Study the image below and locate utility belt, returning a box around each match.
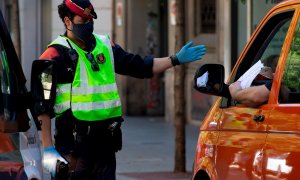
[55,113,123,179]
[73,119,123,158]
[55,110,123,154]
[74,118,122,136]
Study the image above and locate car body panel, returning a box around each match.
[0,133,17,153]
[215,107,270,179]
[199,98,222,131]
[0,133,27,179]
[264,102,300,178]
[0,161,26,179]
[194,131,219,180]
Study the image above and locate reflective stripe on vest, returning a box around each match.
[50,34,122,121]
[54,83,71,115]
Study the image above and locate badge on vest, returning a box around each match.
[96,53,106,64]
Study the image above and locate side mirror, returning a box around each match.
[31,60,56,114]
[194,64,229,97]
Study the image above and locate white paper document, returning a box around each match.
[197,71,209,87]
[237,60,264,89]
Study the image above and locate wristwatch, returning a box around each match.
[170,55,180,66]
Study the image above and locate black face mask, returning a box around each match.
[72,21,94,43]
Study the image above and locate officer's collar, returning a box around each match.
[63,31,96,51]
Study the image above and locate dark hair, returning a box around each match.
[264,54,279,73]
[58,1,76,24]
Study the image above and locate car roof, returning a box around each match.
[274,0,300,9]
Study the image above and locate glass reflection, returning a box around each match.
[0,50,10,95]
[267,157,292,174]
[0,38,14,122]
[39,65,53,100]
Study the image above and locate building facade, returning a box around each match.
[0,0,112,88]
[114,0,284,124]
[0,0,284,124]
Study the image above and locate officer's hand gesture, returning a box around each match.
[176,41,206,64]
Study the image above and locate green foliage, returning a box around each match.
[290,24,300,56]
[282,52,300,92]
[282,21,300,92]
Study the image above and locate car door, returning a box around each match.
[263,4,300,179]
[215,8,295,180]
[0,9,36,179]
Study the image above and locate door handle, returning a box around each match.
[253,115,265,122]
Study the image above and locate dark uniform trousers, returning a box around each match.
[54,110,122,180]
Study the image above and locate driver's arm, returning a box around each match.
[229,81,270,107]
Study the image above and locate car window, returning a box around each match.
[0,37,11,126]
[280,17,300,103]
[221,10,294,107]
[0,37,21,122]
[0,37,11,95]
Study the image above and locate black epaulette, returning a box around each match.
[48,44,78,83]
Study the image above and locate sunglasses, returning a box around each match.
[86,52,99,71]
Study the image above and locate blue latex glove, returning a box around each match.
[176,41,206,64]
[43,146,68,177]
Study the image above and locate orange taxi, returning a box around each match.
[193,0,300,179]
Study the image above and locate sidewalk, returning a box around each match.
[116,116,200,180]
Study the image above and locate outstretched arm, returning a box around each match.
[113,41,206,78]
[152,41,206,74]
[152,57,173,74]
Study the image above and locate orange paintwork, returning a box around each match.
[0,132,16,153]
[193,1,300,179]
[0,161,23,172]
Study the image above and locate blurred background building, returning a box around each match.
[0,0,284,124]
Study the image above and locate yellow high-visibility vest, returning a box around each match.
[50,34,122,121]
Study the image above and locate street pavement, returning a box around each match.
[43,116,200,179]
[116,116,200,180]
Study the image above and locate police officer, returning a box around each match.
[37,0,206,179]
